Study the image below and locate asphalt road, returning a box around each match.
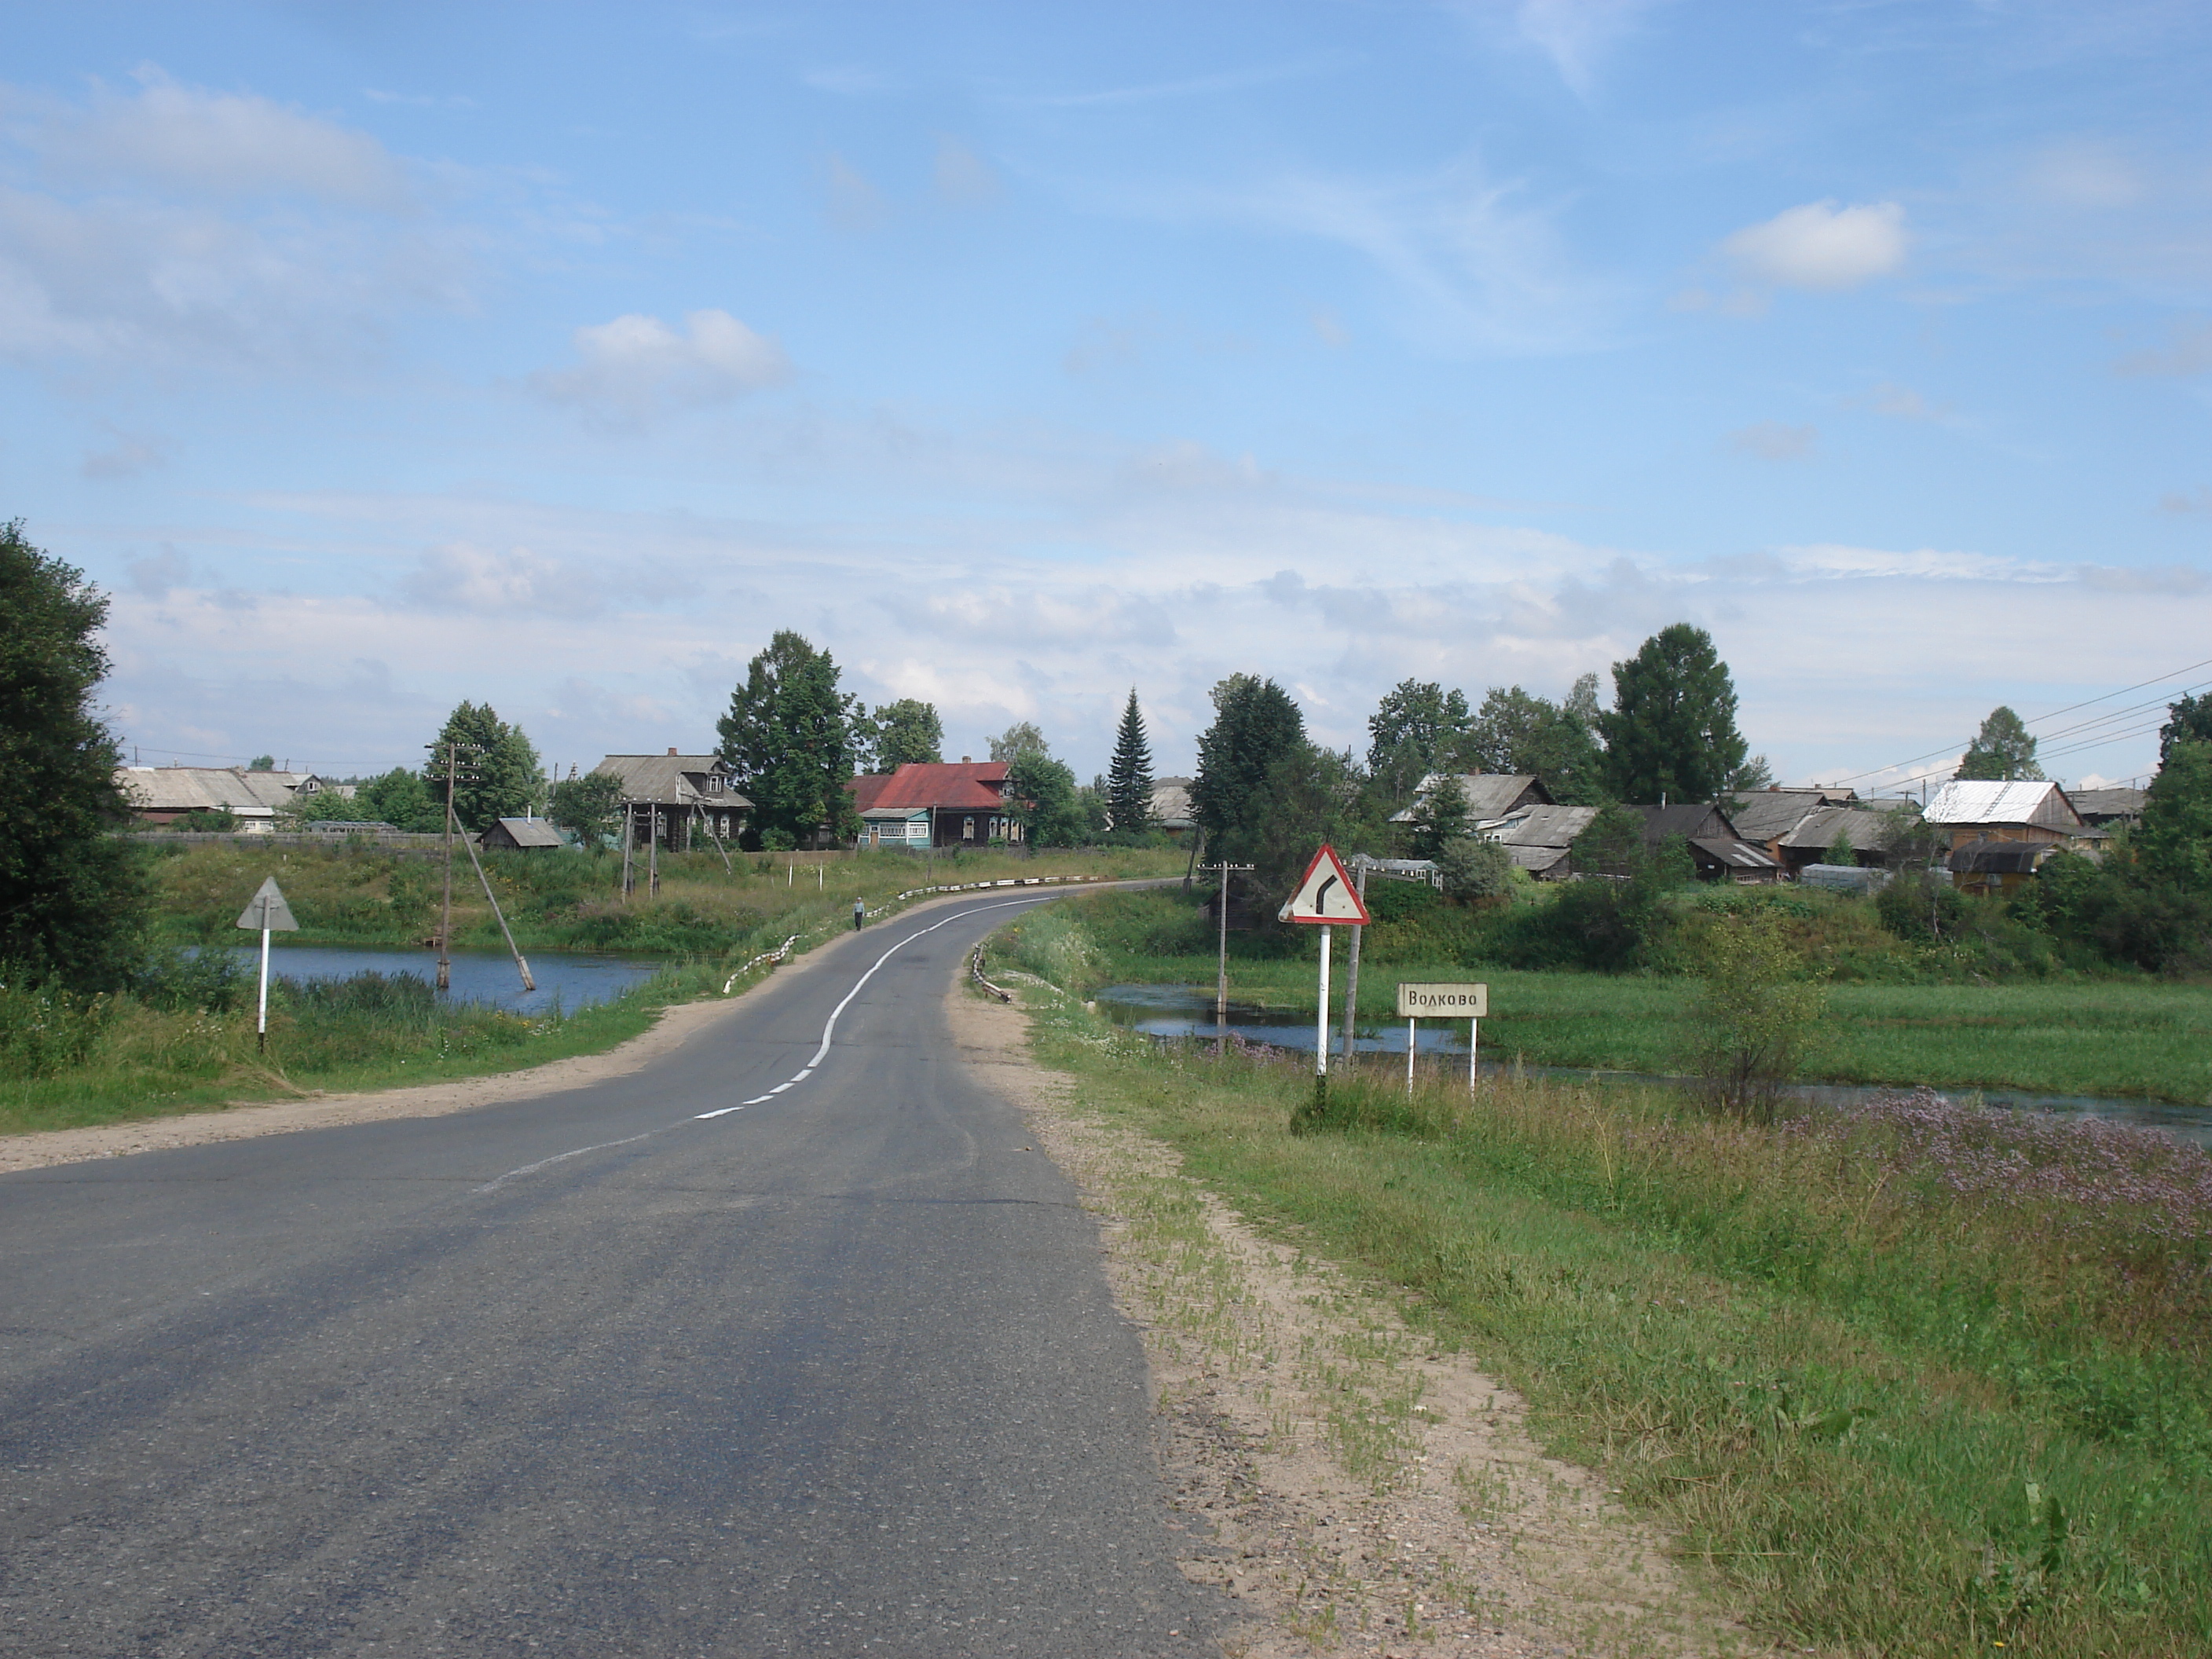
[0,890,1228,1657]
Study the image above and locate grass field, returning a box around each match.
[988,903,2212,1657]
[1058,888,2212,1104]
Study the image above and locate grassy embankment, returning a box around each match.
[988,897,2212,1657]
[0,840,1183,1137]
[1064,886,2212,1104]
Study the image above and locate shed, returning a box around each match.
[1631,804,1782,884]
[481,818,564,851]
[1947,837,2063,899]
[1775,804,1908,874]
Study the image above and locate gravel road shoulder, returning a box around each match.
[948,980,1765,1659]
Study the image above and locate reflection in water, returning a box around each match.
[208,943,659,1017]
[1090,982,2212,1148]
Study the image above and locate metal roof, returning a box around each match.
[1924,780,2069,826]
[1390,772,1551,823]
[851,761,1010,811]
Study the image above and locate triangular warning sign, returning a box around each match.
[234,877,300,932]
[1277,844,1370,925]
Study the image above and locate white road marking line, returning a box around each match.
[695,894,1054,1123]
[476,1130,658,1193]
[694,1105,744,1119]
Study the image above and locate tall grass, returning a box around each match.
[991,910,2212,1655]
[1031,887,2212,1104]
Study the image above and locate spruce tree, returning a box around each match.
[1105,689,1155,833]
[1596,624,1749,804]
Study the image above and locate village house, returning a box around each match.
[1923,780,2089,899]
[1148,777,1196,840]
[1771,803,1910,876]
[1390,772,1555,830]
[590,751,749,851]
[115,765,334,831]
[1722,784,1860,862]
[1628,803,1783,883]
[847,760,1024,848]
[1471,804,1601,881]
[2070,786,2147,828]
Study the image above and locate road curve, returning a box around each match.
[0,888,1226,1657]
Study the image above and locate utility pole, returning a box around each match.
[647,806,659,897]
[431,741,480,992]
[1339,856,1370,1065]
[621,802,634,900]
[1197,861,1254,1029]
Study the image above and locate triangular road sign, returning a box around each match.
[1278,844,1371,925]
[234,877,300,932]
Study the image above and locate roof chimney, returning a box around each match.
[668,747,679,756]
[961,756,971,764]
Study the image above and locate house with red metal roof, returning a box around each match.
[845,760,1025,848]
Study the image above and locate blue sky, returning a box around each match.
[5,2,2208,791]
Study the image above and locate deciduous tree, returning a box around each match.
[1366,679,1469,797]
[857,698,943,771]
[987,720,1049,764]
[548,771,624,851]
[427,703,542,833]
[716,632,862,846]
[1956,706,2043,782]
[1463,679,1607,803]
[0,521,148,987]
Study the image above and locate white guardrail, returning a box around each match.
[720,874,1109,996]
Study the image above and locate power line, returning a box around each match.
[1828,654,2212,787]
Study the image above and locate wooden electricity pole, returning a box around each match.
[1197,861,1254,1027]
[1339,857,1371,1065]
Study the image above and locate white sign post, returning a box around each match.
[1278,845,1371,1107]
[1394,982,1488,1096]
[234,877,299,1054]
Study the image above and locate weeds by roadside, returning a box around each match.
[987,908,2212,1656]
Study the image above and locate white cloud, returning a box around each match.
[1508,0,1665,97]
[824,153,888,231]
[1854,381,1950,422]
[1213,157,1621,354]
[401,542,616,617]
[1728,420,1816,461]
[932,136,1001,208]
[27,67,411,207]
[2115,320,2212,377]
[0,70,468,372]
[82,425,170,478]
[1723,200,1908,291]
[530,309,790,425]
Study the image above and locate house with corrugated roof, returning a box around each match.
[845,760,1024,848]
[481,818,565,851]
[115,765,330,831]
[1922,780,2085,847]
[1390,773,1553,828]
[1470,804,1600,881]
[590,750,749,851]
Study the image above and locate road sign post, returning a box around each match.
[1393,982,1488,1097]
[1277,845,1372,1111]
[234,877,299,1054]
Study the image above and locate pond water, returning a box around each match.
[209,943,660,1016]
[1090,982,2212,1148]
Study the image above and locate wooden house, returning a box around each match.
[1472,804,1600,881]
[1390,773,1554,828]
[1629,804,1782,883]
[844,760,1024,848]
[591,750,749,851]
[1922,781,2085,848]
[115,764,329,831]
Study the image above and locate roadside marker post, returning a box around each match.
[1393,982,1488,1097]
[1277,844,1371,1113]
[234,877,299,1055]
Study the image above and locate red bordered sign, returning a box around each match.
[1276,844,1371,925]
